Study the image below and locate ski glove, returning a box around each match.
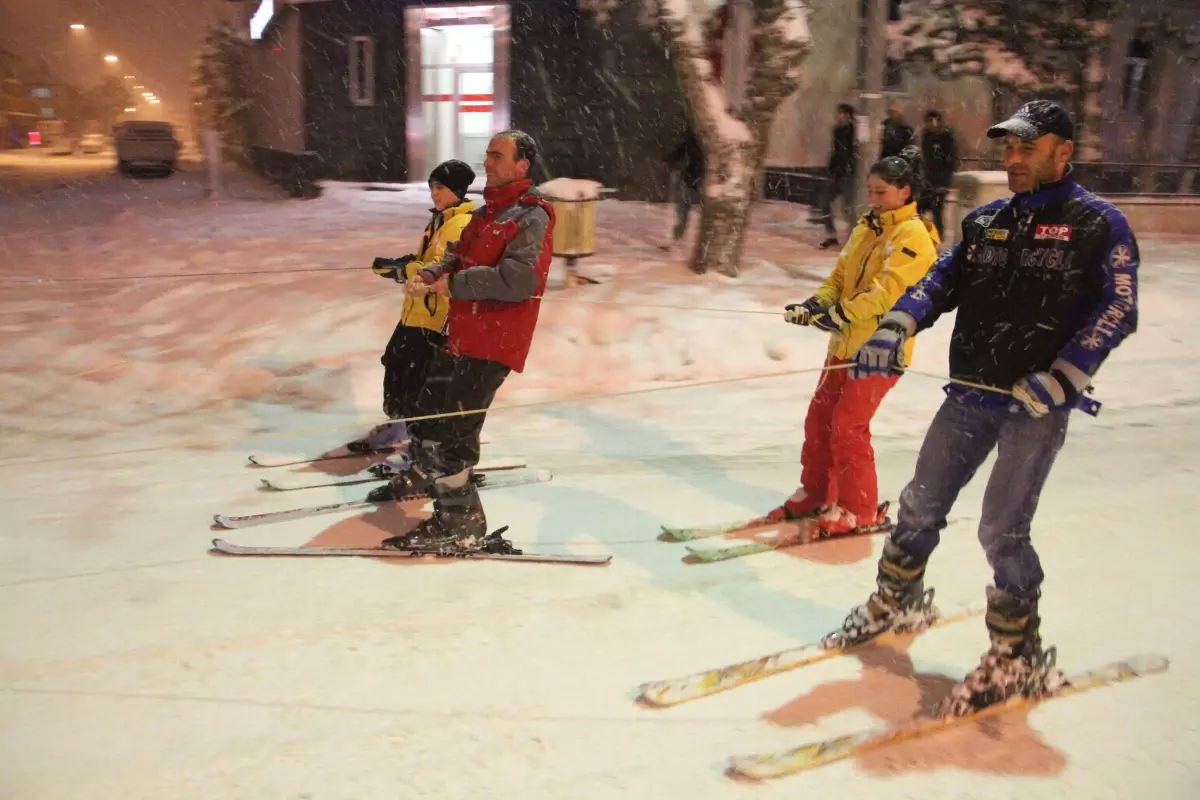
[810,304,848,333]
[784,297,823,326]
[1011,370,1077,418]
[372,255,415,282]
[852,311,915,379]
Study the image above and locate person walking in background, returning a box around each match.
[880,107,914,159]
[662,123,706,251]
[817,103,857,250]
[920,109,959,239]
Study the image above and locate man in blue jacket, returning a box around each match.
[824,100,1140,717]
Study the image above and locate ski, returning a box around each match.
[684,512,894,563]
[637,601,984,708]
[726,653,1170,780]
[259,458,528,492]
[661,515,778,542]
[247,434,490,469]
[215,469,551,529]
[663,501,892,544]
[211,537,610,565]
[247,447,404,469]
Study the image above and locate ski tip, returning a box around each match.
[259,478,281,491]
[213,515,233,529]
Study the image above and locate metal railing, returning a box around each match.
[764,161,1200,202]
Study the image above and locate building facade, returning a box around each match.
[231,0,1199,198]
[234,0,689,198]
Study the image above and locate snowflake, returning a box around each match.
[909,286,929,302]
[1109,245,1133,269]
[1081,332,1105,350]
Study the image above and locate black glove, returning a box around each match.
[372,255,416,282]
[811,303,849,333]
[783,297,824,326]
[372,257,399,280]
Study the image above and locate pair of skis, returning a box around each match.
[661,502,894,563]
[218,449,609,565]
[635,599,1167,779]
[214,466,550,529]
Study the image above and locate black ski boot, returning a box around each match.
[937,586,1068,718]
[381,476,488,552]
[821,538,939,649]
[365,461,435,502]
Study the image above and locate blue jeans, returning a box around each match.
[890,395,1070,601]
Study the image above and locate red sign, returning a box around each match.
[1034,224,1072,241]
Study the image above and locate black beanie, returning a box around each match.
[429,159,475,200]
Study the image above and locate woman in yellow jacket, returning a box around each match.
[776,146,939,537]
[348,160,477,453]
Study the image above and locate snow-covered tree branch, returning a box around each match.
[582,0,810,277]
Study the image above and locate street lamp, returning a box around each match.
[104,54,118,63]
[70,23,86,30]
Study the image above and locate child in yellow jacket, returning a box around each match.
[777,147,939,536]
[348,160,477,454]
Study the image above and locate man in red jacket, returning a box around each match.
[372,130,555,552]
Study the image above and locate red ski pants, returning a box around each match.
[799,356,900,520]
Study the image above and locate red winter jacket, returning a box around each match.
[421,179,555,373]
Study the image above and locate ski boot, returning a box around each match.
[381,474,488,553]
[821,538,939,649]
[814,501,892,538]
[366,452,412,480]
[766,490,826,524]
[365,460,435,502]
[347,420,409,454]
[937,586,1069,718]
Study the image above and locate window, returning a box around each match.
[348,36,375,107]
[1122,39,1152,114]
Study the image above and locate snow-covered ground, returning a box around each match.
[1,164,1197,799]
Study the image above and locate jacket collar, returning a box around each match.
[1009,165,1076,214]
[428,199,476,217]
[483,178,534,208]
[862,201,919,234]
[877,201,919,228]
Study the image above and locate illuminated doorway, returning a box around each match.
[405,3,510,179]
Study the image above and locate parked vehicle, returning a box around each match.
[38,120,72,155]
[80,132,106,154]
[115,120,179,175]
[80,121,106,154]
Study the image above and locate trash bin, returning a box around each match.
[539,178,606,285]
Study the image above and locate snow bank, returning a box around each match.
[539,178,606,202]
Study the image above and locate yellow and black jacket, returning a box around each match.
[397,200,476,332]
[811,201,940,362]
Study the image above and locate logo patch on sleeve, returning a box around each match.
[984,228,1010,241]
[1034,224,1072,241]
[901,246,917,258]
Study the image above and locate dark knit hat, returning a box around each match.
[428,159,475,200]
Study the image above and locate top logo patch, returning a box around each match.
[984,228,1010,241]
[1034,224,1072,241]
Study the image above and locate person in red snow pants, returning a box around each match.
[778,147,939,537]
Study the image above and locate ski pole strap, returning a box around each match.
[1075,392,1102,417]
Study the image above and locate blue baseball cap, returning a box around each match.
[987,100,1075,142]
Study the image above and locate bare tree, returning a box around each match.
[583,0,811,277]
